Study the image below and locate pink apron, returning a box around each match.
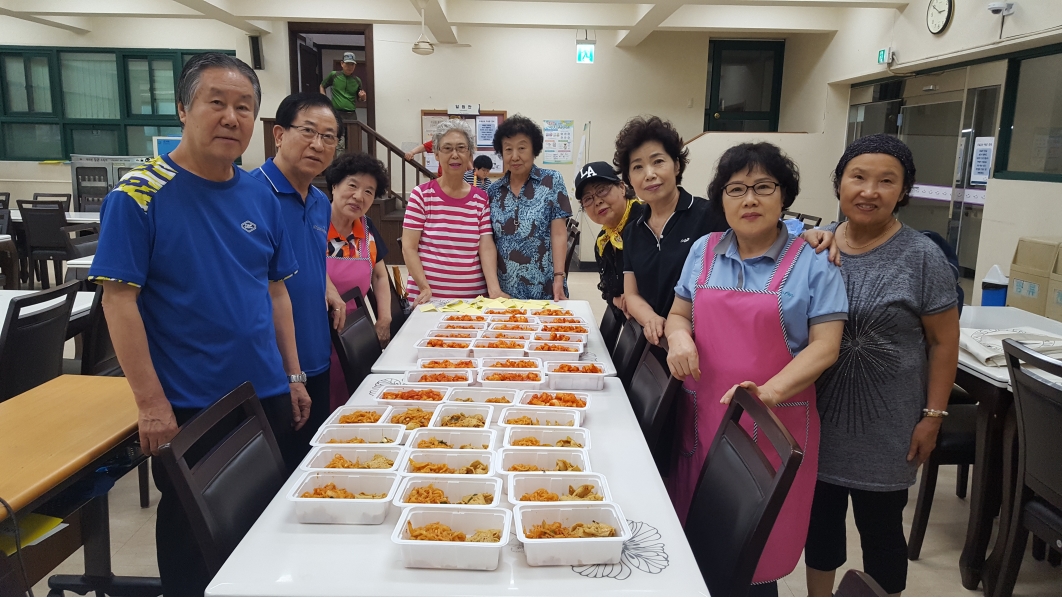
[326,217,374,411]
[667,232,819,584]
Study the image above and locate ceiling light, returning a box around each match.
[412,7,434,56]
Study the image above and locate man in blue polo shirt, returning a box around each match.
[251,92,346,458]
[88,53,310,597]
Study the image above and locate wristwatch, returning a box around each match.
[287,372,307,384]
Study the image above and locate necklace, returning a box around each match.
[843,218,897,250]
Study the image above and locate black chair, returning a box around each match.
[564,220,580,274]
[0,281,79,401]
[627,343,681,474]
[63,286,121,377]
[17,202,98,289]
[613,317,647,391]
[834,569,887,596]
[33,191,72,211]
[684,387,804,597]
[907,385,977,560]
[0,192,8,209]
[365,267,408,339]
[331,287,383,398]
[157,382,287,579]
[800,214,823,228]
[599,306,623,356]
[0,208,9,235]
[994,339,1062,596]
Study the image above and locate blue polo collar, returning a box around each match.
[257,158,297,195]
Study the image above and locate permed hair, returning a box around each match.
[473,155,494,170]
[492,114,544,157]
[176,52,261,117]
[324,152,390,199]
[706,143,800,218]
[613,116,689,186]
[432,119,475,152]
[274,92,343,140]
[833,133,916,212]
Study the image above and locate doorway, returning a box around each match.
[704,40,785,132]
[288,23,375,129]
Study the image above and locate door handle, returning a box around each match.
[714,113,721,119]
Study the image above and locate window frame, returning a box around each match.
[0,45,233,161]
[995,44,1062,183]
[704,39,785,133]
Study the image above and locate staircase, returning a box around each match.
[259,118,436,265]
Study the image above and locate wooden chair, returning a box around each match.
[613,317,647,391]
[33,192,72,211]
[627,343,681,474]
[994,339,1062,596]
[331,287,383,398]
[0,281,79,401]
[684,386,803,596]
[157,382,287,578]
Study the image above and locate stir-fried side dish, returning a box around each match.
[430,332,475,338]
[495,324,536,331]
[416,372,468,383]
[391,408,434,429]
[300,483,386,500]
[337,410,382,424]
[526,392,587,408]
[484,372,541,382]
[532,309,573,316]
[553,363,603,374]
[520,484,603,501]
[425,339,471,349]
[504,416,574,426]
[423,359,476,368]
[524,520,616,539]
[443,324,478,330]
[438,413,487,428]
[408,458,490,475]
[541,325,588,334]
[507,458,582,472]
[404,484,496,505]
[487,359,538,368]
[531,343,579,352]
[326,436,394,444]
[405,521,501,543]
[417,436,453,449]
[382,389,444,401]
[483,340,523,349]
[443,315,486,322]
[511,435,583,448]
[325,453,395,469]
[485,396,512,403]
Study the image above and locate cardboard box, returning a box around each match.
[1046,249,1062,323]
[1007,237,1062,316]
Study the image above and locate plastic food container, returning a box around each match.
[392,506,512,570]
[440,315,488,323]
[388,405,442,439]
[479,368,545,391]
[374,385,451,410]
[324,405,393,427]
[526,341,584,362]
[414,338,472,359]
[471,339,528,358]
[535,316,589,326]
[399,449,496,478]
[425,329,482,340]
[533,331,589,345]
[416,357,480,370]
[487,322,541,333]
[497,447,591,490]
[444,388,517,422]
[503,425,591,450]
[393,476,503,509]
[487,314,539,325]
[404,369,475,387]
[483,308,527,315]
[311,424,405,447]
[478,357,542,370]
[435,322,487,331]
[529,309,575,317]
[428,403,494,429]
[516,390,592,415]
[300,445,405,472]
[497,406,581,429]
[508,472,612,504]
[513,503,631,566]
[289,471,401,525]
[544,362,606,391]
[539,323,590,335]
[405,428,497,451]
[480,330,533,341]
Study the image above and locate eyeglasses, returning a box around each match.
[579,186,613,208]
[289,124,338,147]
[438,144,470,155]
[723,181,780,197]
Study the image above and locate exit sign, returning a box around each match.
[877,47,892,65]
[576,41,595,64]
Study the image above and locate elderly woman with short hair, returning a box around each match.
[401,119,504,305]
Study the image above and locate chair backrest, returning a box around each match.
[684,387,804,597]
[0,192,9,210]
[800,214,823,227]
[80,286,121,376]
[364,268,408,338]
[614,317,648,390]
[781,210,802,220]
[599,307,623,356]
[331,287,383,397]
[33,192,71,211]
[1003,338,1062,508]
[157,382,287,575]
[17,205,72,253]
[627,343,682,474]
[564,226,580,274]
[0,281,79,401]
[834,570,887,597]
[0,209,9,235]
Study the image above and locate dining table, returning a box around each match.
[9,210,101,224]
[206,301,707,596]
[0,289,94,337]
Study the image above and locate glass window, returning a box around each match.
[2,55,52,113]
[60,53,119,119]
[71,127,120,155]
[2,123,61,159]
[1006,52,1062,175]
[126,125,182,156]
[127,58,176,116]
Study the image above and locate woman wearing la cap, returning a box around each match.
[804,134,959,597]
[573,161,643,324]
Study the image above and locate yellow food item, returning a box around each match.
[560,484,604,501]
[416,436,453,449]
[405,483,448,504]
[524,520,616,539]
[391,408,433,430]
[325,453,394,469]
[438,413,486,428]
[459,492,494,505]
[519,488,559,501]
[468,529,502,543]
[408,458,489,475]
[485,397,512,404]
[504,416,574,426]
[511,436,542,446]
[337,410,382,424]
[300,483,386,499]
[508,463,541,472]
[404,522,501,543]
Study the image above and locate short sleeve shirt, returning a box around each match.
[328,217,388,264]
[321,71,362,112]
[815,224,958,491]
[674,225,848,355]
[249,159,332,376]
[88,155,298,410]
[486,166,573,300]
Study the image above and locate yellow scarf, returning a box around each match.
[597,199,636,254]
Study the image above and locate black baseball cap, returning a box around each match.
[574,161,622,199]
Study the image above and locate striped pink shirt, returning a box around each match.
[403,180,492,301]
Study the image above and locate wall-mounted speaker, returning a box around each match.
[249,36,264,70]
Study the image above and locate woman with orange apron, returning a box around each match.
[663,142,847,594]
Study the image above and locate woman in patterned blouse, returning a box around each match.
[486,115,573,300]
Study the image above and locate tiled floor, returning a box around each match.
[31,271,1059,596]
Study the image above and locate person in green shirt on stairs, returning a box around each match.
[320,52,366,122]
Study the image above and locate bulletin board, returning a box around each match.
[421,110,507,174]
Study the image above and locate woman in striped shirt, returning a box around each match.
[401,119,505,305]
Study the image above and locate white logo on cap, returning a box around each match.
[582,165,597,178]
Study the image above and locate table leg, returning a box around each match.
[982,406,1019,596]
[957,369,1013,591]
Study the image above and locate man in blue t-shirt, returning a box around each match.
[88,53,310,597]
[250,91,346,459]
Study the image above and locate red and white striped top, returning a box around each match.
[402,180,493,301]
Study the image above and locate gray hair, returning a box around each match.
[176,52,262,118]
[432,119,475,151]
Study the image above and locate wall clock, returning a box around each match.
[927,0,953,34]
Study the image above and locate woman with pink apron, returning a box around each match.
[663,142,847,594]
[326,218,374,411]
